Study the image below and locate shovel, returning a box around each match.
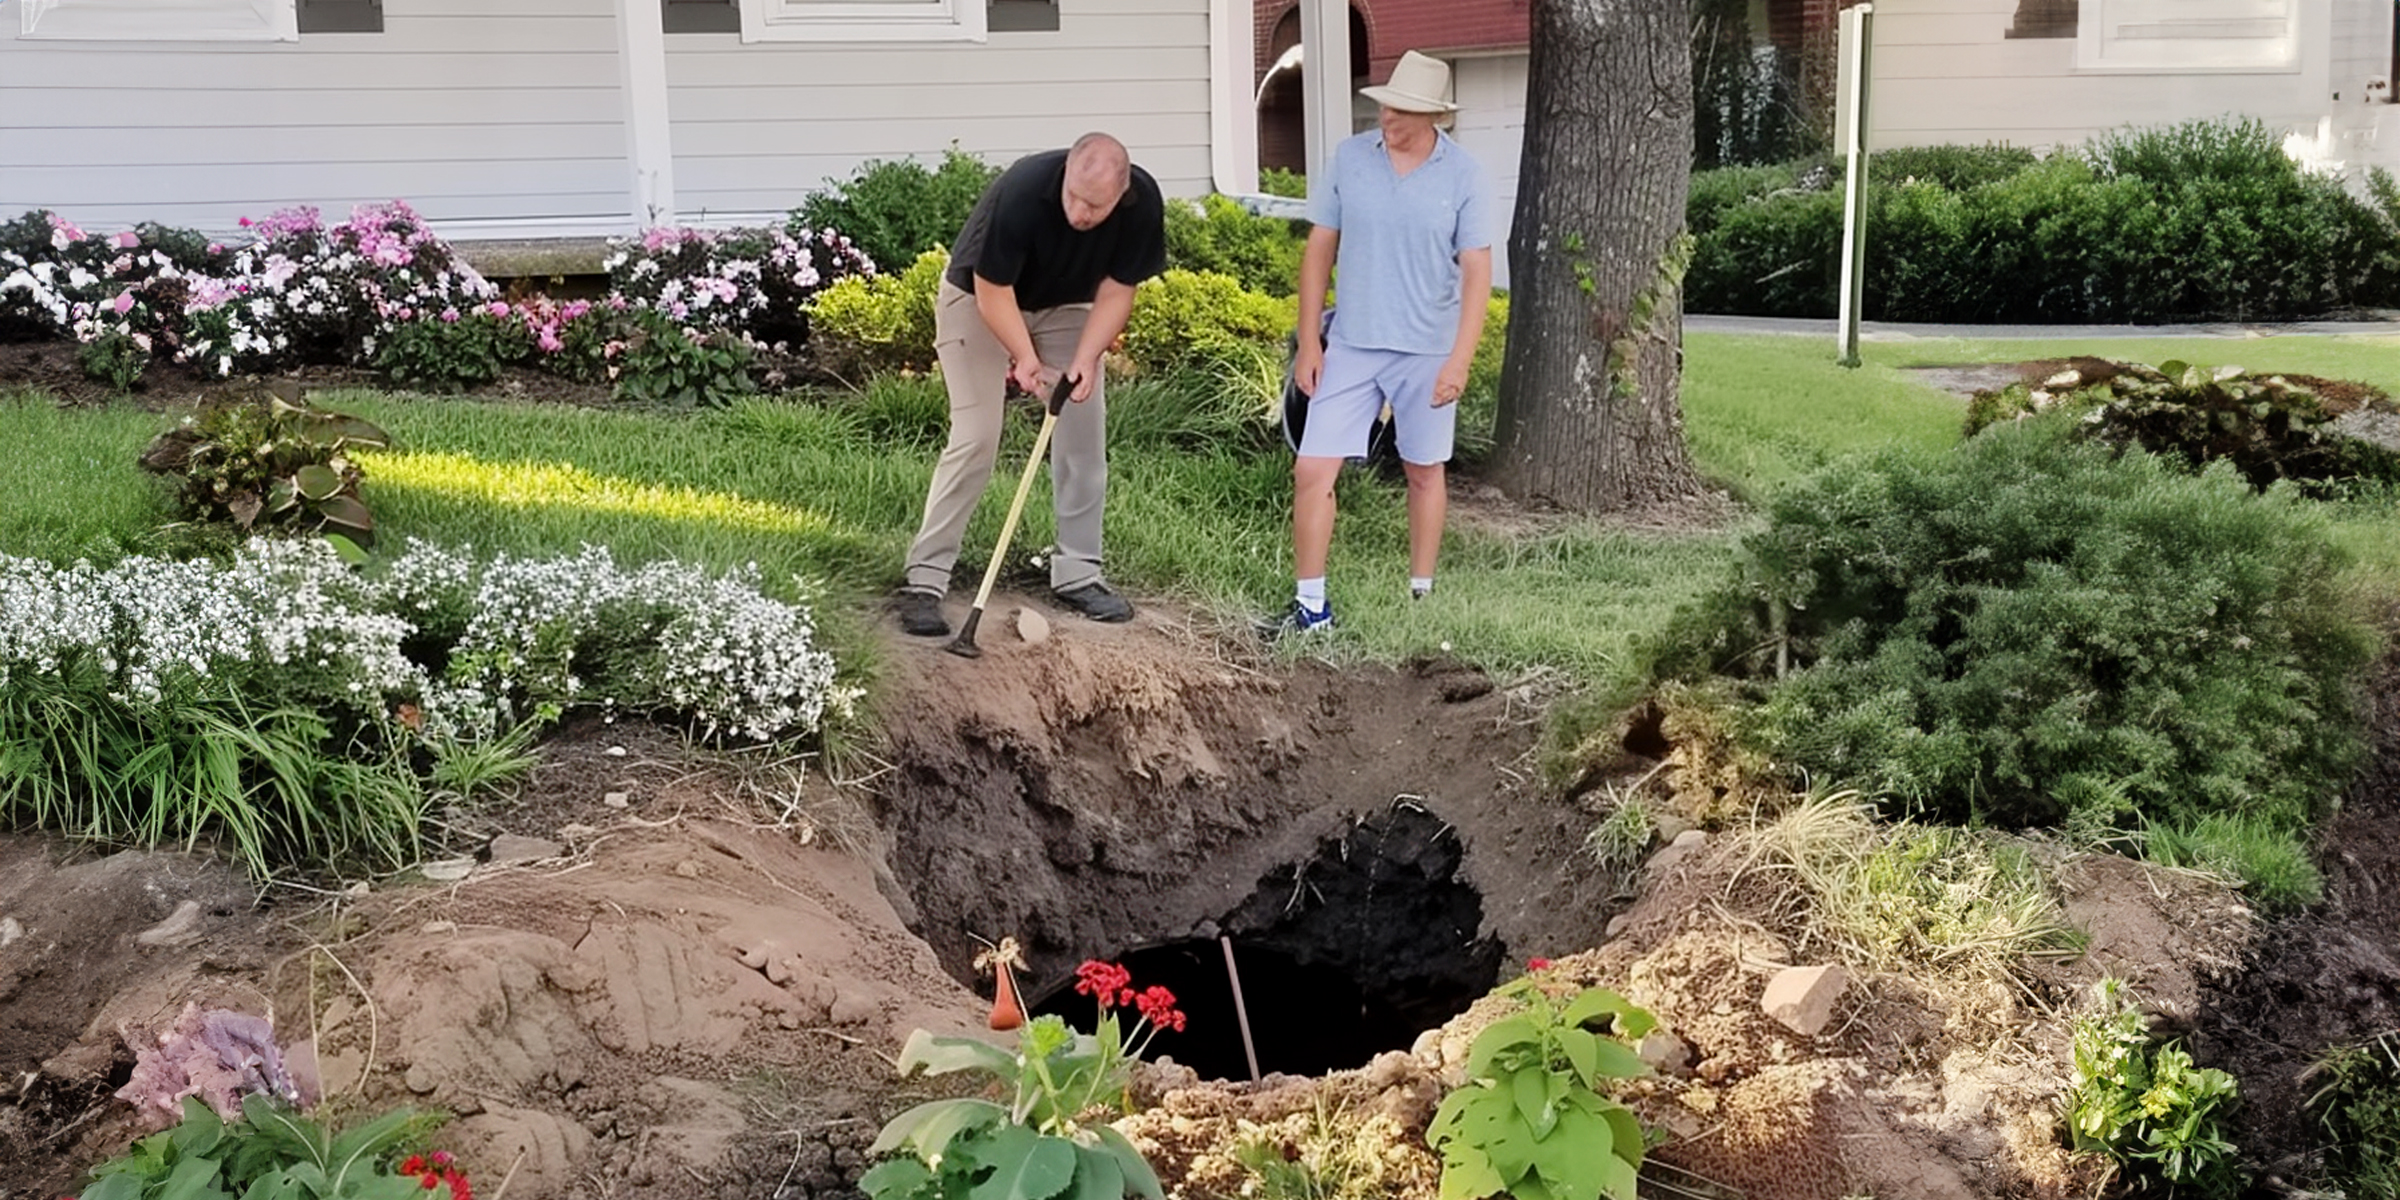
[947,370,1075,659]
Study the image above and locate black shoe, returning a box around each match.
[893,590,949,637]
[1051,580,1134,623]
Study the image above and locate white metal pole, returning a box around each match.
[1297,0,1352,183]
[1835,3,1875,368]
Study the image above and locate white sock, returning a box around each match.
[1296,577,1327,612]
[1410,576,1434,596]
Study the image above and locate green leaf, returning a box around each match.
[265,478,298,514]
[1511,1065,1557,1139]
[1465,1016,1540,1079]
[1092,1126,1163,1200]
[324,1106,422,1185]
[82,1174,149,1200]
[294,464,344,501]
[869,1098,1007,1157]
[154,1154,232,1200]
[342,1175,427,1200]
[171,1099,226,1157]
[322,532,369,567]
[313,494,374,537]
[1065,1141,1125,1200]
[859,1157,936,1200]
[965,1126,1077,1200]
[896,1029,1019,1080]
[1599,1106,1646,1167]
[1581,1039,1649,1083]
[1559,989,1657,1040]
[1556,1028,1601,1091]
[1434,1144,1506,1200]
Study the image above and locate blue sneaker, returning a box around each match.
[1261,599,1336,641]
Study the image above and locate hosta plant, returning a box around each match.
[138,380,390,548]
[860,955,1178,1200]
[1425,965,1655,1200]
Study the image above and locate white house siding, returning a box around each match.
[0,0,634,238]
[1866,0,2400,175]
[662,0,1219,225]
[1447,50,1525,288]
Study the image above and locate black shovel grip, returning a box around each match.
[1047,371,1075,416]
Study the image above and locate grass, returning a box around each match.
[0,392,174,562]
[1684,333,1967,501]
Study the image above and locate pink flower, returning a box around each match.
[485,301,509,318]
[239,216,253,227]
[114,230,140,249]
[112,291,135,316]
[440,307,460,323]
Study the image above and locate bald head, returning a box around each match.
[1062,133,1132,231]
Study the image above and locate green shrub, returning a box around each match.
[1258,166,1307,199]
[2310,1031,2400,1197]
[805,247,947,377]
[1687,118,2400,321]
[1685,160,1822,239]
[1163,193,1307,296]
[137,381,390,548]
[788,147,998,274]
[373,311,531,394]
[1685,185,1842,317]
[1868,142,2039,191]
[611,308,755,409]
[1118,268,1293,375]
[2065,979,2244,1197]
[1658,419,2374,868]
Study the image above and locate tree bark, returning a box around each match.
[1491,0,1701,512]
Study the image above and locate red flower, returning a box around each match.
[401,1156,425,1176]
[1527,957,1554,972]
[444,1168,474,1200]
[1073,960,1132,1004]
[420,1172,441,1190]
[1135,985,1186,1033]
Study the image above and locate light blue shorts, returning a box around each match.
[1297,344,1454,466]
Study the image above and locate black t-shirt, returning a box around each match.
[944,148,1168,312]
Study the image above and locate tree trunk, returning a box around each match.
[1491,0,1701,512]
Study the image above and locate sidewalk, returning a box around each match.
[1688,313,2400,340]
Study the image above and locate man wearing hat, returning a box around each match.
[1275,49,1495,636]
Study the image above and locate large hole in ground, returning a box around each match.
[1030,803,1502,1080]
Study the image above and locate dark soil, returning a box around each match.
[2192,623,2400,1192]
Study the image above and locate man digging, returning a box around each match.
[893,132,1168,637]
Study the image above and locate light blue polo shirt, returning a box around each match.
[1306,129,1493,356]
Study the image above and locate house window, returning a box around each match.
[989,0,1056,32]
[664,0,741,32]
[2006,0,2076,38]
[298,0,380,33]
[2077,0,2298,71]
[737,0,988,42]
[18,0,300,41]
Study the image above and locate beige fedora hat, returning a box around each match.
[1359,50,1456,114]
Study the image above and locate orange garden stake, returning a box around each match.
[973,936,1029,1032]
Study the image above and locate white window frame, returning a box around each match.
[2077,0,2299,73]
[19,0,299,41]
[738,0,986,42]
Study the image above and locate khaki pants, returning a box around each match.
[903,281,1109,594]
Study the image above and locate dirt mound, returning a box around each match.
[4,596,2394,1200]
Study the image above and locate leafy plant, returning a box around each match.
[1118,269,1293,376]
[1424,969,1655,1200]
[372,310,530,394]
[138,381,390,548]
[1162,193,1306,297]
[2064,979,2244,1196]
[75,1094,462,1200]
[611,309,756,409]
[860,957,1178,1200]
[789,147,998,274]
[602,224,872,348]
[79,328,152,392]
[2309,1031,2400,1197]
[1258,167,1307,199]
[805,247,948,377]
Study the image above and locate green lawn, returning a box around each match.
[5,328,2392,701]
